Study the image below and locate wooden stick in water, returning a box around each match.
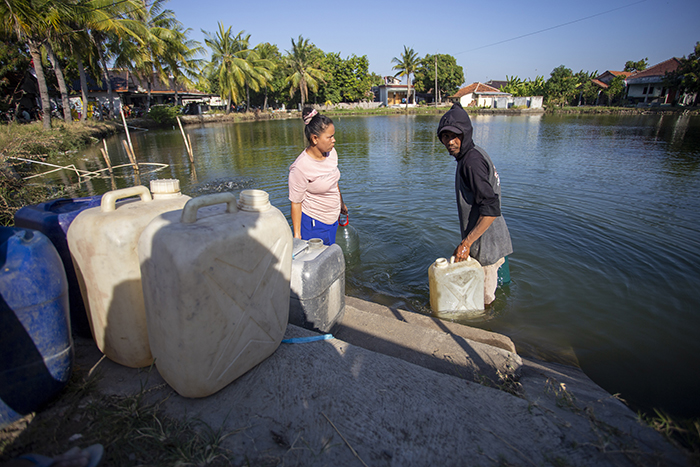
[176,116,193,160]
[100,140,112,169]
[187,134,194,162]
[120,108,135,159]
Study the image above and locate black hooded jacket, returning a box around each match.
[437,103,513,265]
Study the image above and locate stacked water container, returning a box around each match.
[1,226,72,428]
[14,196,102,337]
[67,180,190,368]
[138,190,293,398]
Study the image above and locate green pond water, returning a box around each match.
[53,112,700,419]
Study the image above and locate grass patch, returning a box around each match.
[0,120,119,226]
[641,409,700,465]
[0,360,235,466]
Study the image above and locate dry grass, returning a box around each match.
[0,360,235,467]
[0,120,119,226]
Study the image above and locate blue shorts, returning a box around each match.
[301,212,338,245]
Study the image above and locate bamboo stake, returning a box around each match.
[176,116,193,160]
[100,148,111,169]
[120,108,135,159]
[187,134,194,163]
[122,140,138,171]
[100,139,112,170]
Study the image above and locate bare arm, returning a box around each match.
[454,215,496,262]
[338,183,348,215]
[291,202,302,239]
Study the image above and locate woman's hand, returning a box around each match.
[340,202,348,216]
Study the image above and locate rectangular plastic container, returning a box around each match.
[429,256,485,316]
[290,238,346,333]
[139,190,293,398]
[67,181,190,368]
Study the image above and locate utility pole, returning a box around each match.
[435,54,438,107]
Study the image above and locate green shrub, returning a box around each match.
[147,105,180,125]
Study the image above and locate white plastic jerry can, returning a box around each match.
[67,180,190,368]
[138,190,293,398]
[429,256,485,314]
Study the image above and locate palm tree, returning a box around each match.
[204,23,256,113]
[0,0,74,129]
[254,42,280,110]
[392,46,419,111]
[74,0,147,120]
[285,35,325,108]
[113,0,181,111]
[162,25,204,107]
[243,42,273,112]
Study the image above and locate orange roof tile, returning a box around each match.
[451,82,501,98]
[627,58,681,80]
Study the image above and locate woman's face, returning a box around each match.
[312,124,335,153]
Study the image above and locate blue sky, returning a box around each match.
[165,0,699,86]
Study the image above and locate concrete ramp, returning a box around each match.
[76,297,688,467]
[335,296,521,384]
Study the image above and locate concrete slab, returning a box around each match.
[72,297,689,467]
[335,297,521,383]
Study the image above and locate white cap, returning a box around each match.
[150,179,181,199]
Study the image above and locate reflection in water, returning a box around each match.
[188,177,254,196]
[40,113,700,420]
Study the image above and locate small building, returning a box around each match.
[624,58,681,105]
[590,71,632,105]
[449,83,510,108]
[373,76,416,107]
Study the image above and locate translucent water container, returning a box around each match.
[335,213,360,267]
[14,195,102,337]
[138,190,293,398]
[429,256,485,314]
[67,180,190,368]
[290,238,346,333]
[1,227,72,428]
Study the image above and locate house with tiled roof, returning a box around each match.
[373,76,417,107]
[485,80,508,90]
[450,83,510,108]
[624,58,681,105]
[592,70,632,89]
[590,71,632,105]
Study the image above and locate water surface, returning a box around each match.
[54,113,700,419]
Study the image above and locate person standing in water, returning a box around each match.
[437,103,513,305]
[289,107,347,245]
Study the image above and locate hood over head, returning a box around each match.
[437,103,474,159]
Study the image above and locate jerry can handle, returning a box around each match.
[181,193,238,224]
[101,185,152,212]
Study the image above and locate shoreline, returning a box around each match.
[0,297,693,466]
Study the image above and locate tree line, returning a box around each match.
[0,0,467,131]
[1,0,698,132]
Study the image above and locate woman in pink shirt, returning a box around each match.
[288,107,348,245]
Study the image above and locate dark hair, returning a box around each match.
[302,107,333,142]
